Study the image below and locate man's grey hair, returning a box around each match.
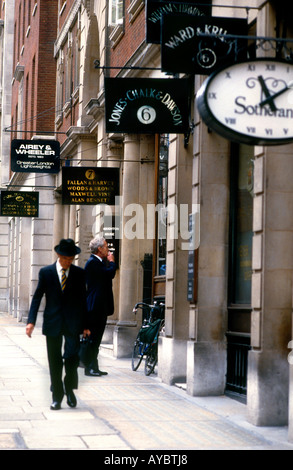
[89,237,106,254]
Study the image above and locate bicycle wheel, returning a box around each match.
[131,338,145,371]
[144,343,158,376]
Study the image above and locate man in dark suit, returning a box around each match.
[26,239,90,410]
[84,237,117,376]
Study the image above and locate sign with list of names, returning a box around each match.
[62,167,120,206]
[0,191,39,217]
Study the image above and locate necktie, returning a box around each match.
[61,269,67,292]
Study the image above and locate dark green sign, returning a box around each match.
[0,191,39,217]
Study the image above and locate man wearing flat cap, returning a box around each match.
[26,239,90,410]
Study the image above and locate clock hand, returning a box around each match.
[257,75,277,112]
[259,80,293,107]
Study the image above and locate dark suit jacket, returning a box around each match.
[85,255,117,326]
[28,263,88,337]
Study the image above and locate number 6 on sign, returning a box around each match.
[137,106,156,124]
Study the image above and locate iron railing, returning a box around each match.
[226,332,251,402]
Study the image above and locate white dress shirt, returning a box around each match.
[93,254,103,262]
[56,259,69,287]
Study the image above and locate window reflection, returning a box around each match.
[157,134,169,276]
[233,145,254,305]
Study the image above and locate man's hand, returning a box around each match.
[26,323,35,338]
[107,251,115,263]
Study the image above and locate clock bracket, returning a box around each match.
[197,33,293,62]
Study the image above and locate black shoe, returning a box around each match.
[96,360,108,376]
[66,390,77,408]
[85,368,103,377]
[50,401,61,410]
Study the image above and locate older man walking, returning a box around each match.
[84,237,117,377]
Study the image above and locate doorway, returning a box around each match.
[226,143,254,402]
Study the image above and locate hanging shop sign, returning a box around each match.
[196,58,293,145]
[161,15,248,75]
[62,167,120,205]
[0,191,39,217]
[105,77,190,134]
[146,0,212,44]
[11,139,60,173]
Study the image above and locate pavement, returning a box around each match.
[0,312,293,452]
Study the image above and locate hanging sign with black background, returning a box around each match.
[11,139,60,173]
[105,77,190,134]
[146,0,212,44]
[62,167,120,205]
[161,15,248,75]
[0,191,39,217]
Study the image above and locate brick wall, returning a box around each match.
[109,0,146,76]
[11,0,58,138]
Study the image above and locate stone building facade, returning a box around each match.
[1,0,293,440]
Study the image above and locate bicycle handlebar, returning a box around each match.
[132,302,151,314]
[132,301,165,314]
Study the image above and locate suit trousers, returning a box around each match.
[88,313,108,370]
[46,334,80,402]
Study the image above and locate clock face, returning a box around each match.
[196,59,293,145]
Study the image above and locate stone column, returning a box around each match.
[30,175,55,308]
[248,145,293,426]
[186,127,230,395]
[158,134,194,385]
[17,217,31,322]
[113,134,155,357]
[52,192,64,261]
[0,2,15,314]
[114,134,141,357]
[0,218,9,313]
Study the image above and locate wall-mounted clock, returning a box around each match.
[196,58,293,145]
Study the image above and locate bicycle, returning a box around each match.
[144,318,164,376]
[131,300,165,375]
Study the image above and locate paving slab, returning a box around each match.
[0,312,293,451]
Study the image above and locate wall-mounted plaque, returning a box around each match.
[62,167,120,205]
[0,191,39,217]
[11,139,60,173]
[105,77,190,134]
[103,215,120,267]
[187,214,198,302]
